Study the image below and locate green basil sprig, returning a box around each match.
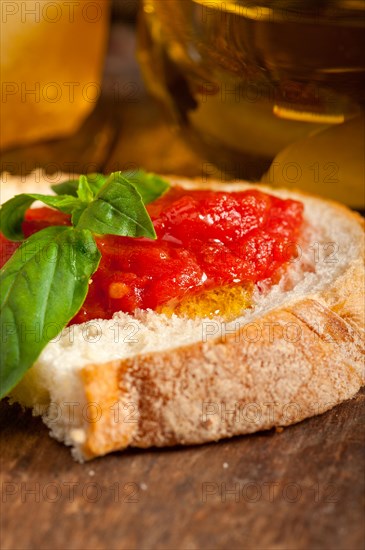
[76,172,157,238]
[51,169,169,205]
[0,171,169,398]
[0,193,82,241]
[51,173,107,198]
[1,227,100,396]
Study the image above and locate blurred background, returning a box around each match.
[1,0,364,207]
[1,1,203,177]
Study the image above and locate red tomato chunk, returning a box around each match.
[0,188,304,324]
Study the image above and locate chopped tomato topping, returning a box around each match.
[0,187,304,324]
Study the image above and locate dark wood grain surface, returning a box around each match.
[1,22,364,550]
[1,390,364,550]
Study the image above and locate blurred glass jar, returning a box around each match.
[1,0,110,150]
[138,0,365,206]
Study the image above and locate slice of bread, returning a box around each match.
[2,170,364,461]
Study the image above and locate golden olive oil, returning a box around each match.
[138,1,365,188]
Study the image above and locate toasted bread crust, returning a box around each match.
[78,193,364,460]
[81,296,364,458]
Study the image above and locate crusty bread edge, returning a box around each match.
[79,266,364,460]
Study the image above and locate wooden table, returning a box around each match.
[1,391,364,550]
[1,22,364,550]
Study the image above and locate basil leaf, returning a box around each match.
[0,226,100,398]
[123,170,170,204]
[71,204,87,226]
[77,175,94,203]
[51,174,107,197]
[52,172,169,205]
[85,173,108,194]
[76,172,157,239]
[51,179,78,196]
[0,194,81,241]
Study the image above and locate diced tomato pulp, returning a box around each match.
[22,206,71,236]
[0,188,304,324]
